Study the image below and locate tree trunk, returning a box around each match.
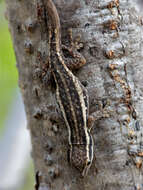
[5,0,143,189]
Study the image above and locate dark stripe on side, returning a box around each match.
[53,69,77,143]
[88,132,93,160]
[81,85,89,125]
[58,64,88,145]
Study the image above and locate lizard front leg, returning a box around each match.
[87,99,112,131]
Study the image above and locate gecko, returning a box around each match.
[37,0,95,176]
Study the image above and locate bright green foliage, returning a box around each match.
[0,1,18,132]
[0,3,34,190]
[21,162,35,190]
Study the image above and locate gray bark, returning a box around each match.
[5,0,143,189]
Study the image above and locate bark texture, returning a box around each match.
[6,0,143,189]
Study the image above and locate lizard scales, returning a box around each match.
[44,0,94,176]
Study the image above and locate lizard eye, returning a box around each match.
[87,161,91,166]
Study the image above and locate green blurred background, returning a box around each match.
[0,0,17,132]
[0,1,34,189]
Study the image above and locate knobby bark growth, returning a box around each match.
[6,0,143,189]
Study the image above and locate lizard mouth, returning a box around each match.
[81,161,91,177]
[82,166,89,177]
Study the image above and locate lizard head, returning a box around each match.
[69,135,94,176]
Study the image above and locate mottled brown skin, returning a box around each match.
[70,135,94,176]
[37,0,94,176]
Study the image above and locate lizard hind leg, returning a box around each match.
[62,28,86,71]
[67,28,83,51]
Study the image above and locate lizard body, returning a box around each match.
[38,0,94,176]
